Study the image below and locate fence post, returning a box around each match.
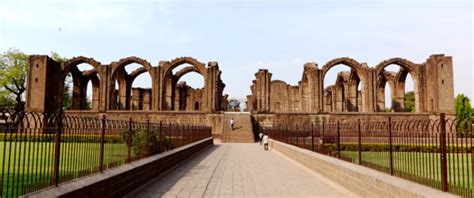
[99,114,105,172]
[337,120,340,159]
[311,123,315,151]
[303,125,306,149]
[52,111,63,186]
[296,125,299,146]
[146,119,150,156]
[358,119,362,165]
[439,113,448,192]
[128,117,132,163]
[168,122,172,148]
[388,117,393,175]
[180,124,184,146]
[159,121,163,152]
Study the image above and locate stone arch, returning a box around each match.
[374,58,420,112]
[347,70,361,112]
[61,56,101,81]
[164,57,207,77]
[111,56,153,79]
[374,58,418,77]
[321,57,368,112]
[161,57,209,111]
[81,70,101,111]
[109,56,154,110]
[175,66,202,81]
[60,56,102,111]
[375,71,397,112]
[321,57,367,81]
[129,67,149,82]
[334,72,350,112]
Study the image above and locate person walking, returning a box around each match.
[262,133,269,150]
[259,132,263,145]
[230,118,235,130]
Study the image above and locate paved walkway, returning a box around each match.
[127,143,356,197]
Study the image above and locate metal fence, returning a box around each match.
[262,114,473,198]
[0,111,212,197]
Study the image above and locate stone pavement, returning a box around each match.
[127,142,356,197]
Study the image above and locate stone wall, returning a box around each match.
[64,111,225,138]
[247,55,455,114]
[25,56,227,113]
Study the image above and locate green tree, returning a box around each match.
[227,98,241,112]
[454,94,472,137]
[0,49,70,111]
[0,49,28,111]
[404,91,415,112]
[0,90,15,109]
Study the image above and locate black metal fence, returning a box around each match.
[262,114,473,198]
[0,111,212,197]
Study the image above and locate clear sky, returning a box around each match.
[0,0,472,106]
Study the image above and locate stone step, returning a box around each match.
[222,112,254,143]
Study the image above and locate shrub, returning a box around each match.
[120,129,173,157]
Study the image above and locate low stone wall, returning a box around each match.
[252,112,444,128]
[65,111,225,139]
[269,139,459,198]
[25,138,214,198]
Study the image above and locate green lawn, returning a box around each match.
[1,140,129,197]
[341,151,473,196]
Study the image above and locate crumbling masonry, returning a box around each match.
[246,55,454,113]
[25,56,227,113]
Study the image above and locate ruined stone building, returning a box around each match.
[247,55,454,113]
[25,56,227,113]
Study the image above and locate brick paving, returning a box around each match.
[127,143,356,197]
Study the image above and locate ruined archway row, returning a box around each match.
[247,54,454,113]
[25,56,227,113]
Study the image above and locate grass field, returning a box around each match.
[1,140,129,197]
[340,151,473,195]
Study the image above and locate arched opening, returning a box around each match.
[322,64,364,113]
[162,59,207,111]
[194,101,199,110]
[110,60,153,110]
[62,62,99,111]
[377,64,416,112]
[174,71,205,111]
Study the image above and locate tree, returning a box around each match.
[227,98,242,112]
[404,91,415,112]
[454,94,472,137]
[0,49,70,111]
[0,49,28,111]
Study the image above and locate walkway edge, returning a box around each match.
[270,139,460,198]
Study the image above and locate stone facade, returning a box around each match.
[25,56,227,113]
[247,55,455,114]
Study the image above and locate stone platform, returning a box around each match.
[127,142,355,197]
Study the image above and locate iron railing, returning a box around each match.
[262,114,473,198]
[0,111,211,197]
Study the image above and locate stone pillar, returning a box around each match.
[131,88,141,110]
[204,61,219,113]
[143,89,151,110]
[255,69,272,113]
[362,68,376,112]
[422,54,454,113]
[25,55,61,113]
